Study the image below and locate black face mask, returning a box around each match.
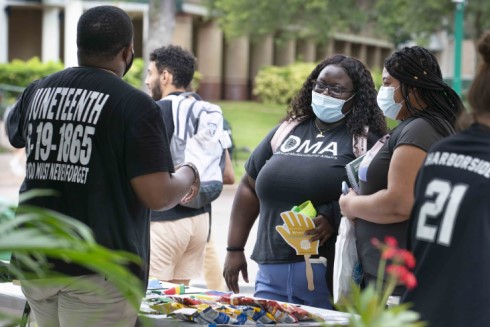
[123,50,134,77]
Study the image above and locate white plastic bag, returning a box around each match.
[333,217,362,304]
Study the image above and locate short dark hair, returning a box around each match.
[77,6,133,60]
[385,46,464,136]
[468,32,490,117]
[288,54,387,140]
[149,45,196,89]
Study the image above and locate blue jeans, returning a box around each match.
[255,260,332,309]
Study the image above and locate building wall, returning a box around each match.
[8,7,42,61]
[3,0,396,101]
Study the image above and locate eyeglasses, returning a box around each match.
[312,81,355,98]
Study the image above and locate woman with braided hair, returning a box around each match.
[223,54,386,309]
[339,46,464,295]
[401,32,490,327]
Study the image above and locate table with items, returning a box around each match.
[142,280,351,326]
[0,280,352,326]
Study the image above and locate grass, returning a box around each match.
[219,101,287,180]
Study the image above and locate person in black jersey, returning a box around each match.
[5,6,199,327]
[401,31,490,327]
[223,54,387,309]
[339,46,464,295]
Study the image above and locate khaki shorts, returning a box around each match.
[149,213,209,281]
[21,274,139,327]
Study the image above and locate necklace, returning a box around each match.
[314,120,331,138]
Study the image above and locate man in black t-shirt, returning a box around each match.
[6,6,199,327]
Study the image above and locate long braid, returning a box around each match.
[385,46,464,136]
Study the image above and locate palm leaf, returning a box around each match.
[0,192,144,310]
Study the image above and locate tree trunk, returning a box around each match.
[143,0,176,84]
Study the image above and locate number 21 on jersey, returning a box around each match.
[415,179,468,247]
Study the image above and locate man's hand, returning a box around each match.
[276,211,319,255]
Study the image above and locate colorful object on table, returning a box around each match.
[141,291,331,324]
[291,200,317,218]
[147,278,163,290]
[163,284,186,295]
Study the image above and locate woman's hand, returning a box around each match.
[339,189,358,220]
[180,180,200,204]
[223,251,249,293]
[305,214,334,245]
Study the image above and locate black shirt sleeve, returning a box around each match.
[125,100,174,179]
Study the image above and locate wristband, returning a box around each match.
[180,162,198,184]
[226,246,245,252]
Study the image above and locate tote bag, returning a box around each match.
[333,217,362,304]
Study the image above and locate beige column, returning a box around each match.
[316,40,333,61]
[358,44,367,64]
[297,39,316,62]
[64,1,83,68]
[224,36,249,100]
[274,38,296,66]
[343,41,352,57]
[42,7,60,62]
[0,0,7,62]
[250,34,273,81]
[196,21,223,100]
[373,47,382,70]
[172,14,193,51]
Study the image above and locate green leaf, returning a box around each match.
[0,192,144,311]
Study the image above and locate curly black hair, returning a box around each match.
[288,54,387,142]
[468,32,490,117]
[77,6,133,60]
[385,46,464,136]
[149,45,196,89]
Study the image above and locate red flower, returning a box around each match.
[398,249,416,269]
[387,264,418,290]
[381,247,397,260]
[402,272,417,290]
[386,264,408,279]
[384,236,398,248]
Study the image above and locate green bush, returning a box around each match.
[254,62,383,105]
[122,57,145,88]
[371,68,382,90]
[253,62,316,105]
[0,56,201,99]
[0,57,63,87]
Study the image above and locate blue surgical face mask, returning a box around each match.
[311,91,353,123]
[377,86,403,120]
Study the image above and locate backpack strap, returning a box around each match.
[270,116,308,152]
[169,95,200,141]
[179,91,202,101]
[156,99,174,141]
